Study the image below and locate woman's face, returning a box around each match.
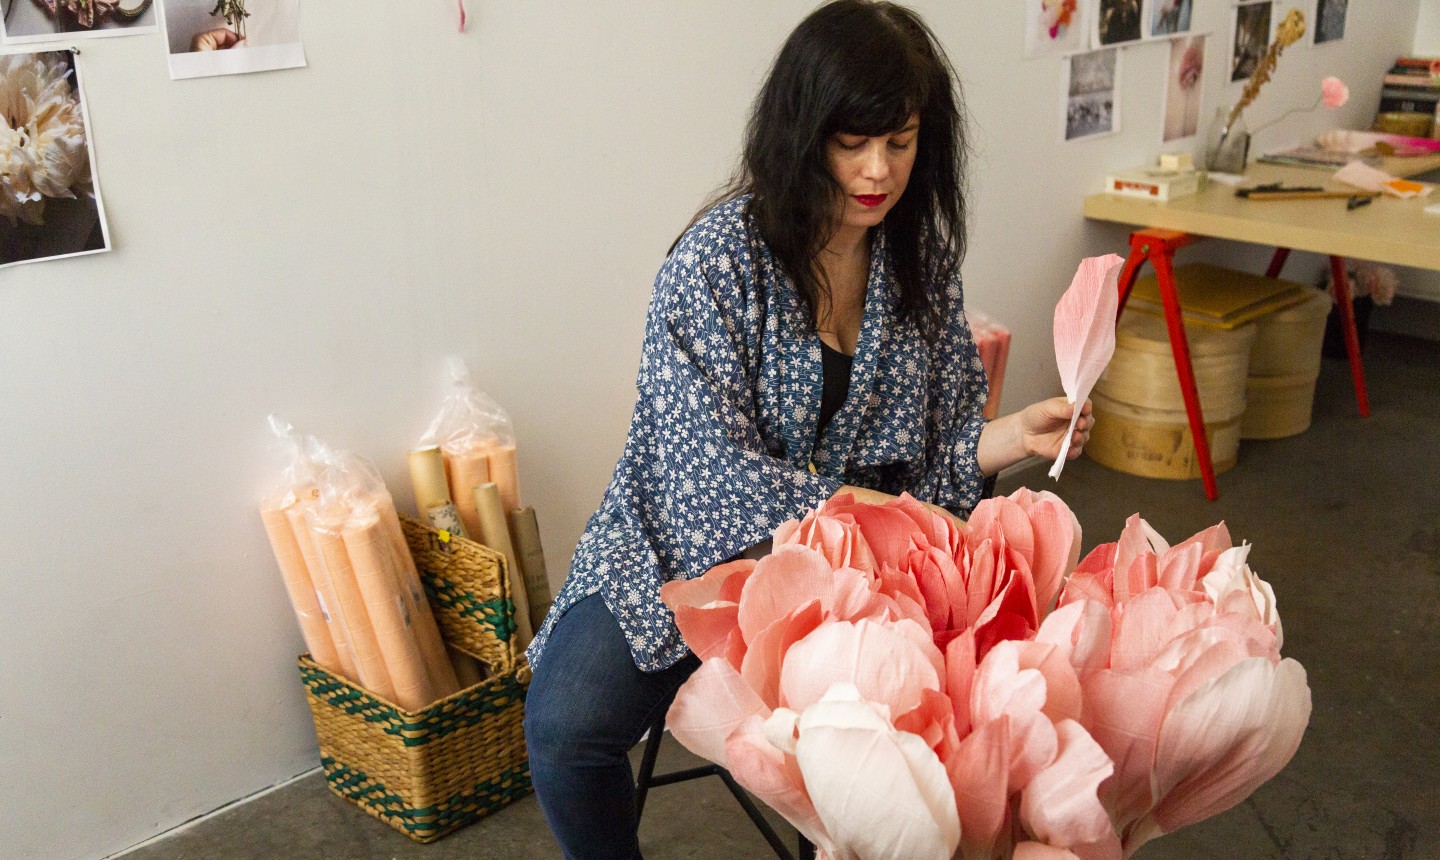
[825,113,920,232]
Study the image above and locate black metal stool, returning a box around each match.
[633,707,815,860]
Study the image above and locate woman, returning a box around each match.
[523,3,1091,857]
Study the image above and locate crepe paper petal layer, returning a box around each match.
[658,488,1309,859]
[1050,254,1125,479]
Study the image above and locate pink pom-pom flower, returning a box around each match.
[1321,76,1349,109]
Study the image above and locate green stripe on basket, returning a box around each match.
[420,572,518,643]
[300,665,529,745]
[320,756,532,838]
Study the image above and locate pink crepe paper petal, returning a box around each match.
[737,545,840,643]
[742,600,825,709]
[672,602,741,663]
[795,685,961,860]
[821,496,930,571]
[1147,658,1311,842]
[1016,641,1083,724]
[894,686,961,759]
[660,558,755,609]
[971,564,1040,661]
[1156,542,1203,593]
[1016,493,1082,614]
[1019,719,1116,849]
[972,641,1058,790]
[1109,587,1181,672]
[725,714,834,853]
[1078,666,1175,835]
[779,618,942,715]
[1036,599,1113,676]
[1321,76,1349,108]
[945,630,977,738]
[948,716,1012,860]
[1060,543,1117,609]
[1015,844,1083,860]
[775,507,878,574]
[891,492,964,557]
[968,496,1037,566]
[667,658,771,769]
[1050,254,1125,479]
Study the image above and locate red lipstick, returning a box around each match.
[853,194,887,208]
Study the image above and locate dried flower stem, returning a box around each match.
[1225,9,1306,135]
[209,0,249,40]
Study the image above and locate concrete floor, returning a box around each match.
[121,333,1439,860]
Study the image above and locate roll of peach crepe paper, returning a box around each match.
[408,445,468,538]
[373,495,462,696]
[284,505,360,682]
[342,513,437,711]
[305,508,396,702]
[969,311,1011,421]
[474,482,534,646]
[443,446,491,540]
[509,506,554,634]
[258,501,342,672]
[486,443,522,513]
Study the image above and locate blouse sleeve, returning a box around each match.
[927,278,990,515]
[631,228,842,579]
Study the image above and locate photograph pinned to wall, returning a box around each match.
[1163,34,1206,141]
[1231,1,1272,82]
[1025,0,1086,58]
[159,0,304,80]
[1063,47,1121,141]
[1314,0,1346,44]
[1093,0,1142,47]
[1147,0,1193,38]
[0,0,156,42]
[0,48,109,268]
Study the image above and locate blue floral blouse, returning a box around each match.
[527,196,989,673]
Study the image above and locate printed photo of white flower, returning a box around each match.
[0,49,109,268]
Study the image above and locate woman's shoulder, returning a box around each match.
[670,194,758,263]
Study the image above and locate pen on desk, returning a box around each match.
[1345,195,1373,211]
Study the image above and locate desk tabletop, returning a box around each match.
[1083,155,1440,271]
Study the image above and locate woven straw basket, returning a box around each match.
[297,515,532,843]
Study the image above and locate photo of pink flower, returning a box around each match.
[1164,35,1206,142]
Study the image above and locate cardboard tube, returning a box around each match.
[449,645,488,688]
[443,447,491,541]
[307,510,395,702]
[487,443,521,512]
[508,506,554,635]
[375,496,460,696]
[474,482,533,646]
[259,502,341,671]
[286,505,359,682]
[343,514,437,711]
[408,446,468,538]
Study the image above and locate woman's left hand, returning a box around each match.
[1020,396,1093,461]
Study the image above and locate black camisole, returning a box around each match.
[816,339,854,441]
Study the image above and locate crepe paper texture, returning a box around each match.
[260,421,460,711]
[662,491,1310,859]
[1051,254,1124,479]
[968,311,1011,420]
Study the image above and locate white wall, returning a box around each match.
[0,2,1421,858]
[1415,0,1440,53]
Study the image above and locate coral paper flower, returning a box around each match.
[662,493,1310,860]
[1321,76,1349,109]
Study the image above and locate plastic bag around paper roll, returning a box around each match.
[259,502,342,672]
[421,357,516,453]
[343,512,437,711]
[305,505,396,702]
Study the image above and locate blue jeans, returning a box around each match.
[523,593,700,860]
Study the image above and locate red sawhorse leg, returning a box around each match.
[1116,228,1219,500]
[1263,248,1370,417]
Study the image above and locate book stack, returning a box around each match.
[1378,56,1440,138]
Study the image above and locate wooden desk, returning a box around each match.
[1082,154,1440,499]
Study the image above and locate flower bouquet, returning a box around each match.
[661,490,1311,859]
[1206,8,1307,172]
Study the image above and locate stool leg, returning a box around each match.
[1328,255,1371,417]
[798,834,816,860]
[633,710,667,817]
[1152,249,1219,500]
[1265,248,1291,279]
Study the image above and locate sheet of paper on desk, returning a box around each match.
[1334,161,1433,198]
[1425,202,1440,215]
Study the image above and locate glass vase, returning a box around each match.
[1204,107,1250,174]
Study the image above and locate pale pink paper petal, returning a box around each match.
[779,619,942,714]
[743,600,825,708]
[1050,254,1125,478]
[891,492,964,557]
[1019,719,1115,849]
[972,641,1057,789]
[1059,544,1117,609]
[948,716,1012,860]
[1016,641,1083,724]
[738,545,840,642]
[1156,542,1202,593]
[1109,587,1181,672]
[968,496,1037,565]
[1148,658,1311,838]
[820,496,929,570]
[1025,496,1082,614]
[725,714,834,853]
[1069,828,1124,860]
[667,658,771,769]
[1014,844,1082,860]
[894,686,959,757]
[660,558,756,610]
[777,509,878,574]
[1035,600,1113,675]
[1078,667,1174,834]
[795,685,961,860]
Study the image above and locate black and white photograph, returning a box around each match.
[0,49,109,268]
[0,0,157,43]
[160,0,305,80]
[1064,47,1120,141]
[1231,1,1272,82]
[1314,0,1347,44]
[1094,0,1142,46]
[1148,0,1193,37]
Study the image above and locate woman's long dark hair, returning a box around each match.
[704,0,971,340]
